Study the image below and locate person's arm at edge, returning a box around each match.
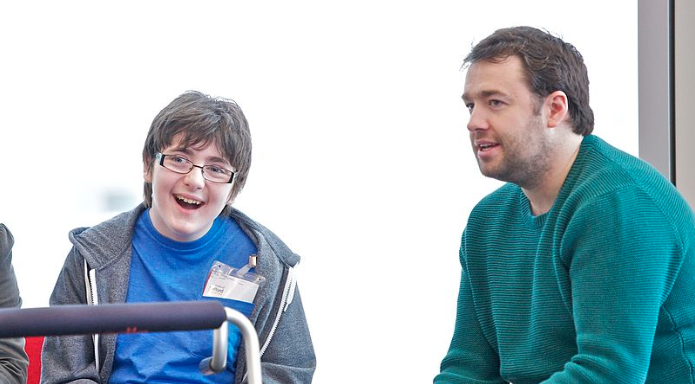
[0,224,29,384]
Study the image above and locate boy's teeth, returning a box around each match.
[176,196,201,205]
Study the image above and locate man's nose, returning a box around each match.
[467,107,489,132]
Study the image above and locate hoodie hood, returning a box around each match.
[70,204,301,270]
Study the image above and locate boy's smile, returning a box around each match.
[175,194,204,209]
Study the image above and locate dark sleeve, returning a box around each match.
[0,224,29,384]
[256,284,316,384]
[40,245,100,384]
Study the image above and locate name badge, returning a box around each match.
[203,260,265,304]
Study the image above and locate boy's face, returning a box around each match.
[144,134,235,242]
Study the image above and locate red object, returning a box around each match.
[24,336,43,384]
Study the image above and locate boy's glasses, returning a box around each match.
[156,152,236,184]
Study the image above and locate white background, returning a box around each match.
[0,1,637,383]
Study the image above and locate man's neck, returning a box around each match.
[523,136,583,216]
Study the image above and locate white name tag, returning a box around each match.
[202,260,265,304]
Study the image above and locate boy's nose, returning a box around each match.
[184,166,206,188]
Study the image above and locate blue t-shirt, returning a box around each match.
[109,209,258,384]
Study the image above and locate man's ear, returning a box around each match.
[545,90,569,128]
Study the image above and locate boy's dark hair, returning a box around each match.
[142,90,252,206]
[464,26,594,136]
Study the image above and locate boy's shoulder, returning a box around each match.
[69,205,146,267]
[71,205,144,239]
[226,208,301,268]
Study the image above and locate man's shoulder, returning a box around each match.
[578,135,664,184]
[466,183,525,231]
[473,183,521,211]
[568,137,694,237]
[577,137,680,198]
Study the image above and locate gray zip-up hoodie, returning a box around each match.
[41,205,315,384]
[0,224,29,384]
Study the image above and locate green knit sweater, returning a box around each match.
[436,135,695,383]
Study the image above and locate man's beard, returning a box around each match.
[477,117,553,189]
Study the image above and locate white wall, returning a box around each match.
[675,0,695,209]
[637,0,695,210]
[0,1,637,382]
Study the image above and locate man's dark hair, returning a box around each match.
[464,26,594,136]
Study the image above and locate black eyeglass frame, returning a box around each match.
[156,152,236,184]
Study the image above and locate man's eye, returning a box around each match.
[465,103,474,113]
[489,100,503,107]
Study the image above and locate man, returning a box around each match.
[0,224,29,384]
[435,26,695,383]
[42,91,315,383]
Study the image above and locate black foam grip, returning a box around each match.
[0,301,227,338]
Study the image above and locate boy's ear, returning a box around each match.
[227,175,240,205]
[143,161,153,183]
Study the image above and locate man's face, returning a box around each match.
[144,134,235,242]
[462,56,553,188]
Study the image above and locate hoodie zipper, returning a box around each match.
[84,259,101,371]
[259,265,296,356]
[240,265,297,383]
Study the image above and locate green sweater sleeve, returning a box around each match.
[542,187,684,383]
[434,234,502,384]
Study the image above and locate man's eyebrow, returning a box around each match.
[462,89,508,102]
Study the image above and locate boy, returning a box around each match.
[42,91,316,383]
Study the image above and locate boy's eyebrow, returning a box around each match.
[168,146,193,154]
[206,155,232,166]
[167,147,232,167]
